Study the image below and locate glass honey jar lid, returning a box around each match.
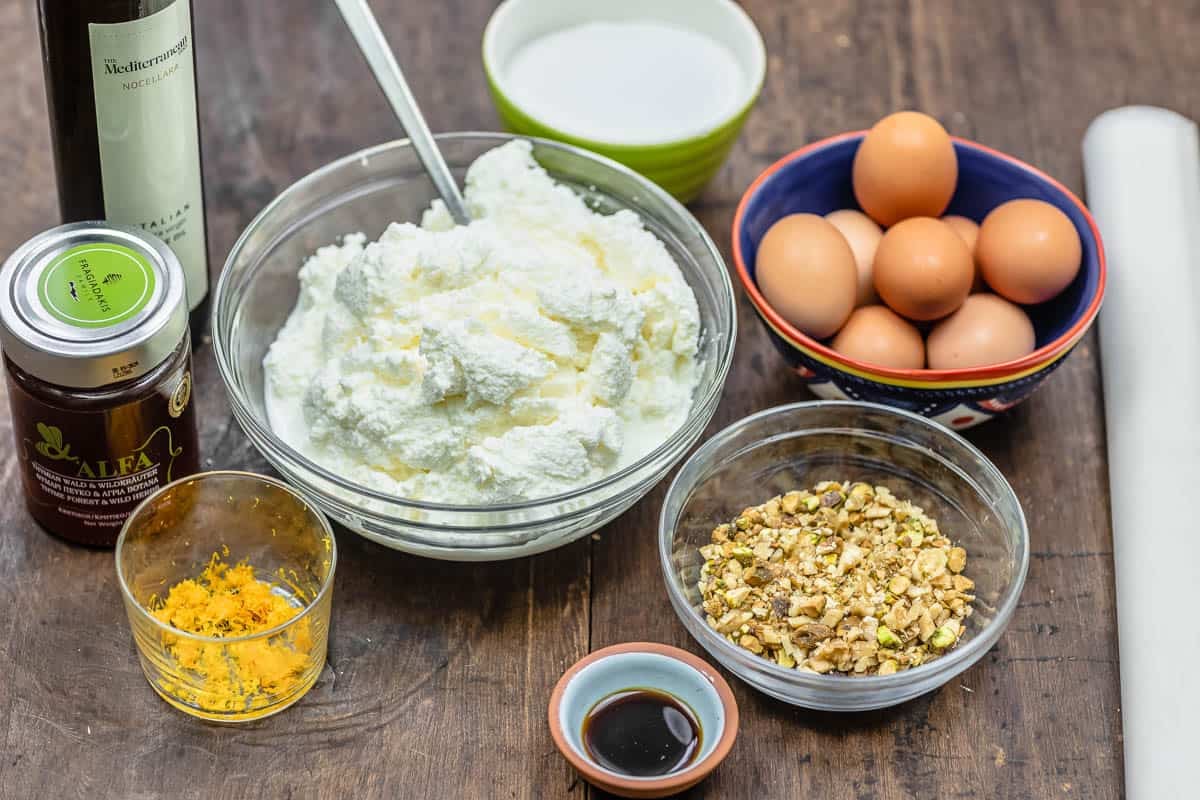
[0,221,187,388]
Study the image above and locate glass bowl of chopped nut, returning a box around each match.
[658,401,1028,711]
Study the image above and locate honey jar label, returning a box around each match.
[7,363,199,547]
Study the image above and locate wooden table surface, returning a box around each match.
[5,1,1194,797]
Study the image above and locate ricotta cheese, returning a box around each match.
[264,140,701,504]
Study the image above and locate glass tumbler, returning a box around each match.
[115,470,336,722]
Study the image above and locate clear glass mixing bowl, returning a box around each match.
[212,133,736,561]
[659,401,1029,711]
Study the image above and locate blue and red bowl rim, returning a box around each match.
[731,130,1107,389]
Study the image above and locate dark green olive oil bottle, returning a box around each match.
[37,0,209,337]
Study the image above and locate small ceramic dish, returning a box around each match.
[483,0,766,202]
[548,642,739,798]
[659,401,1029,711]
[732,131,1107,429]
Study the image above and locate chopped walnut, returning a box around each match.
[697,481,974,677]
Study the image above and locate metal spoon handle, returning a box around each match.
[334,0,470,225]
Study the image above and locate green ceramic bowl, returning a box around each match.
[482,0,766,203]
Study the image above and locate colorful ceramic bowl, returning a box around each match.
[482,0,766,203]
[733,132,1107,429]
[548,643,739,798]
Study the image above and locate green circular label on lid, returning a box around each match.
[37,242,156,329]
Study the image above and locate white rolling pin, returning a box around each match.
[1082,106,1200,799]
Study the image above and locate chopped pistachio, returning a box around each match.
[876,626,903,648]
[844,484,873,510]
[723,586,751,607]
[794,594,826,616]
[929,626,957,649]
[809,658,836,674]
[848,482,874,503]
[698,480,973,677]
[838,544,865,572]
[849,599,875,618]
[914,548,948,579]
[917,610,936,642]
[794,623,835,647]
[947,546,967,573]
[821,606,846,628]
[739,634,764,654]
[730,545,754,565]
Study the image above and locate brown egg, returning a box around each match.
[755,214,858,339]
[926,294,1036,369]
[831,306,925,369]
[977,199,1082,304]
[825,209,883,306]
[942,215,979,250]
[853,112,959,226]
[872,217,974,321]
[942,215,987,292]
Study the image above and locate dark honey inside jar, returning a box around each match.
[0,223,200,546]
[582,688,701,777]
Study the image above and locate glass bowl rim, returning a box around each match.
[657,399,1030,691]
[211,131,737,513]
[481,0,768,151]
[114,469,339,645]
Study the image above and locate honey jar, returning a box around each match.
[0,222,200,546]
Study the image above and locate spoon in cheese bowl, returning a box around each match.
[334,0,471,224]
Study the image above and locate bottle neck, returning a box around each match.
[142,1,180,17]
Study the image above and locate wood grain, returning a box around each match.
[3,0,1193,797]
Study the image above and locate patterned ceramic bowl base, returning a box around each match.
[768,333,1072,430]
[734,132,1106,429]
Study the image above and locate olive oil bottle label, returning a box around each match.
[88,0,207,312]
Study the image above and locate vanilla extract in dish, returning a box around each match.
[582,689,701,778]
